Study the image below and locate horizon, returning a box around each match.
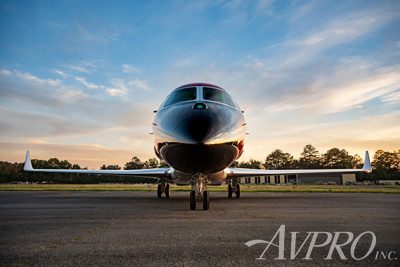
[12,147,388,170]
[1,0,399,169]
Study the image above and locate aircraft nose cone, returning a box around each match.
[156,102,240,145]
[182,114,215,143]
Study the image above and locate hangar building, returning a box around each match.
[239,173,356,185]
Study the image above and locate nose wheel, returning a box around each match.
[190,174,210,210]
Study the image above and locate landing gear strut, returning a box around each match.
[157,181,170,198]
[228,179,240,198]
[190,174,210,210]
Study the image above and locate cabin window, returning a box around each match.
[203,87,234,106]
[164,87,197,106]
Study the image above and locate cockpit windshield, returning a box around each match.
[164,87,197,107]
[203,87,234,106]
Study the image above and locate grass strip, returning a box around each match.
[1,184,399,194]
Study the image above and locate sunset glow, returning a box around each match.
[1,1,399,168]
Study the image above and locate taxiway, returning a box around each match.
[1,191,399,266]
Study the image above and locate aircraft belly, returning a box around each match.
[173,169,227,185]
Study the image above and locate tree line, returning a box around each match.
[1,145,399,184]
[232,145,399,181]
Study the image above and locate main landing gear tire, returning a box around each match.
[228,184,233,198]
[190,191,196,210]
[165,184,170,198]
[157,184,162,198]
[236,184,240,198]
[203,191,209,210]
[157,183,170,199]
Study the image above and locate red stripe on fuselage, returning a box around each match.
[176,83,224,90]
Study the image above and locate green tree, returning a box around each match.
[299,144,321,168]
[322,148,354,169]
[238,159,261,169]
[144,158,159,169]
[372,149,400,180]
[264,149,295,169]
[352,154,363,168]
[100,164,121,170]
[72,164,81,169]
[124,156,144,170]
[27,158,84,183]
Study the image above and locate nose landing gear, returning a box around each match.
[190,174,210,210]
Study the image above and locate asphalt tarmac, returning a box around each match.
[1,191,399,266]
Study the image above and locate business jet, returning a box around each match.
[24,83,371,210]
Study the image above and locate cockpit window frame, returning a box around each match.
[164,87,197,107]
[202,87,235,107]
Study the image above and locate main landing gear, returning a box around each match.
[190,174,210,210]
[157,181,170,198]
[228,179,240,198]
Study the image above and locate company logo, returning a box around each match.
[245,225,397,261]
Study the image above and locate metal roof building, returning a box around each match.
[240,173,356,185]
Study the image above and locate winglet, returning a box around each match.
[362,151,371,171]
[23,151,34,171]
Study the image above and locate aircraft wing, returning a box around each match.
[226,151,371,178]
[23,151,172,179]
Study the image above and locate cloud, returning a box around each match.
[0,107,98,138]
[65,60,97,73]
[0,69,87,107]
[105,78,128,96]
[264,65,400,114]
[273,6,400,68]
[381,91,400,104]
[122,64,141,73]
[74,76,99,89]
[287,0,317,23]
[302,15,376,46]
[13,70,62,87]
[0,66,157,168]
[68,65,90,73]
[53,69,68,78]
[105,88,125,96]
[104,78,150,96]
[0,69,12,76]
[128,79,149,90]
[163,54,400,118]
[60,88,89,102]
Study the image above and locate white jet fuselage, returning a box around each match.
[152,83,246,184]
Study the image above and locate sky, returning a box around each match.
[0,0,399,169]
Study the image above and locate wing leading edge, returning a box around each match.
[23,151,172,179]
[226,151,371,178]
